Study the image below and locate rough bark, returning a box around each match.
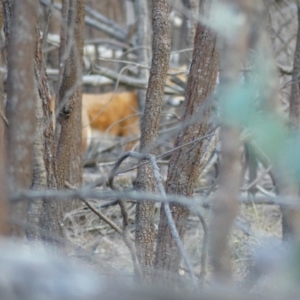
[55,0,69,98]
[133,0,150,112]
[281,3,300,240]
[154,0,218,278]
[55,0,85,212]
[135,0,171,281]
[290,5,300,127]
[27,26,62,243]
[0,2,8,236]
[2,0,12,45]
[290,7,300,129]
[5,0,39,236]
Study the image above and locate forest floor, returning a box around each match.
[64,152,282,287]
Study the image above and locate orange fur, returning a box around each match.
[50,66,188,155]
[81,104,92,154]
[82,91,139,136]
[50,91,140,154]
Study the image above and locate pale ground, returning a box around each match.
[64,155,283,287]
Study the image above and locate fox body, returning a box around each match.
[82,91,140,152]
[50,91,140,154]
[82,91,139,137]
[50,66,187,155]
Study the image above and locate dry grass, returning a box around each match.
[63,151,284,288]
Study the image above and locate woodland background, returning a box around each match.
[1,0,300,299]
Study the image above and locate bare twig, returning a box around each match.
[65,181,123,236]
[11,184,285,208]
[277,62,293,75]
[0,109,8,126]
[108,156,141,277]
[240,166,272,192]
[118,199,142,278]
[95,66,182,95]
[197,212,208,284]
[118,130,218,175]
[109,151,197,287]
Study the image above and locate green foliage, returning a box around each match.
[218,65,300,180]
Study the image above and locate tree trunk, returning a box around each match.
[27,25,62,243]
[45,0,61,70]
[2,0,12,44]
[0,2,8,236]
[290,6,300,131]
[208,0,270,282]
[55,0,85,213]
[133,0,150,112]
[154,0,218,279]
[281,3,300,240]
[5,0,39,237]
[135,0,171,281]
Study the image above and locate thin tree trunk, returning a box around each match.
[154,0,218,279]
[281,3,300,240]
[43,0,60,70]
[133,0,150,112]
[2,0,12,45]
[208,0,268,282]
[290,7,300,129]
[27,26,61,243]
[56,0,85,213]
[56,0,69,97]
[135,0,171,281]
[0,2,8,236]
[5,0,39,236]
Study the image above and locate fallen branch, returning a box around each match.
[277,62,293,75]
[85,5,127,37]
[42,0,130,44]
[11,184,282,208]
[85,16,126,42]
[47,69,114,86]
[65,181,123,236]
[95,66,183,95]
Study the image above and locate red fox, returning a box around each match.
[50,67,187,155]
[50,91,139,154]
[82,91,140,153]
